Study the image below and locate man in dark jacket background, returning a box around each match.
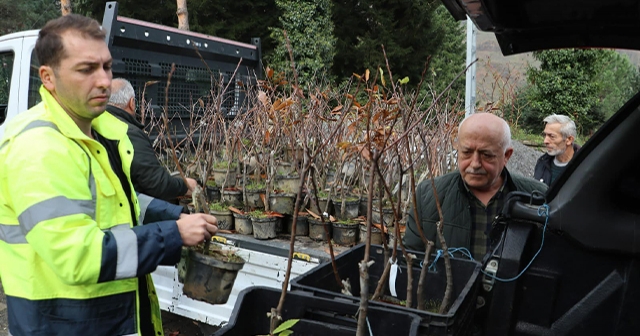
[533,114,580,186]
[107,78,197,201]
[403,113,547,260]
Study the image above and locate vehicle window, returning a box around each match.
[0,51,14,125]
[28,49,42,108]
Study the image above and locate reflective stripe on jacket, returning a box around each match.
[0,86,183,335]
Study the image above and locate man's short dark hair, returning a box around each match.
[35,14,105,69]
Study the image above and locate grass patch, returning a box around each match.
[213,161,238,169]
[245,180,266,191]
[209,202,229,212]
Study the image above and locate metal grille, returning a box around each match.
[158,63,213,117]
[123,58,151,76]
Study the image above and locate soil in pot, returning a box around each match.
[222,188,243,207]
[332,220,359,246]
[209,203,233,230]
[360,224,383,245]
[250,211,277,240]
[285,214,309,236]
[333,197,360,220]
[268,193,296,215]
[233,213,252,235]
[308,217,332,242]
[183,248,245,305]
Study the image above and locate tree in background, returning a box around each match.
[0,0,60,34]
[331,0,464,91]
[268,0,336,86]
[424,5,466,98]
[593,52,640,120]
[61,0,72,15]
[517,49,640,136]
[176,0,189,30]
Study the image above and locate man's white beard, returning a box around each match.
[547,146,565,156]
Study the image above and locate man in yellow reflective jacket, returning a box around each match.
[0,14,218,336]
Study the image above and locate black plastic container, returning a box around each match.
[212,286,421,336]
[291,244,481,336]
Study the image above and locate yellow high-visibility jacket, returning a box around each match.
[0,87,185,336]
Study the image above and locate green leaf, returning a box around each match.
[279,331,294,336]
[398,76,410,85]
[273,319,299,334]
[379,68,386,87]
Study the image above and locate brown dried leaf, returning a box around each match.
[258,91,270,109]
[362,147,372,161]
[365,69,370,82]
[228,206,244,215]
[307,209,321,219]
[337,141,351,150]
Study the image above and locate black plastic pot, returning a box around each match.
[232,213,252,235]
[209,209,233,230]
[206,186,221,203]
[359,224,383,245]
[212,286,421,336]
[183,249,245,305]
[332,222,359,246]
[251,216,277,239]
[285,215,309,236]
[333,198,359,220]
[291,244,481,336]
[308,217,332,242]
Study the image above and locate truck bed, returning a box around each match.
[151,234,351,327]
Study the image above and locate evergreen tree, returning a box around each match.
[331,0,461,89]
[268,0,336,86]
[523,49,640,136]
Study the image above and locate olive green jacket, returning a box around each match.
[403,170,547,253]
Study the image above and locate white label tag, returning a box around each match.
[389,258,400,297]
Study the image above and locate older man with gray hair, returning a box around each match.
[534,114,580,186]
[404,113,547,259]
[107,78,198,200]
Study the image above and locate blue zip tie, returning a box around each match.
[426,247,474,272]
[422,203,549,280]
[481,203,550,282]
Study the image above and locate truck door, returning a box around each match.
[0,36,22,138]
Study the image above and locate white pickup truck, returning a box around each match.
[0,1,342,329]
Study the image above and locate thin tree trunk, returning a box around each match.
[176,0,190,31]
[60,0,72,15]
[271,162,308,333]
[416,241,435,310]
[356,162,377,336]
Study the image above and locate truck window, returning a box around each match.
[0,51,14,125]
[28,49,42,108]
